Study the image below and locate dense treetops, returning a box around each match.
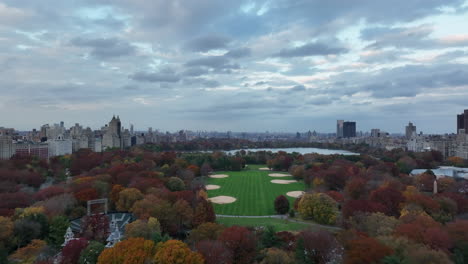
[0,143,466,263]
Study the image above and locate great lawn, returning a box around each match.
[206,164,306,216]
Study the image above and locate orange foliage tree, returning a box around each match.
[97,238,156,264]
[153,240,204,264]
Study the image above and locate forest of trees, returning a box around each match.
[0,142,467,263]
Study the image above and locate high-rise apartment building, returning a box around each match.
[457,109,468,134]
[343,121,356,138]
[406,122,417,139]
[336,120,344,138]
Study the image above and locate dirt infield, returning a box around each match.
[268,173,292,177]
[209,174,229,178]
[208,196,237,204]
[286,191,305,198]
[206,184,221,190]
[270,179,298,184]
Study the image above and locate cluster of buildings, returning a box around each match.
[0,116,190,160]
[407,110,468,159]
[2,110,468,161]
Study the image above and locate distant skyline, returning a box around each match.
[1,1,468,133]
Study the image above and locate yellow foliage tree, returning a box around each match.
[298,193,338,225]
[9,240,47,264]
[116,188,144,211]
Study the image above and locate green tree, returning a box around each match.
[166,177,185,191]
[78,241,105,264]
[48,215,69,248]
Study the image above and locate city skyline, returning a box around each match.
[1,1,468,132]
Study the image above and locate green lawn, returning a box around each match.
[206,166,306,215]
[216,217,311,231]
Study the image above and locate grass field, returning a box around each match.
[206,165,306,215]
[216,217,310,231]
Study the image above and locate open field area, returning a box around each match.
[206,165,306,215]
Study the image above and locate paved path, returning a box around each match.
[216,214,342,231]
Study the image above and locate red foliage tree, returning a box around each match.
[274,195,290,214]
[344,177,368,200]
[0,192,31,216]
[422,227,452,252]
[369,186,404,216]
[395,214,440,244]
[342,200,386,219]
[276,231,296,251]
[80,214,110,243]
[74,188,99,203]
[345,237,393,264]
[195,240,233,264]
[325,191,344,203]
[60,238,88,264]
[34,186,66,201]
[193,199,216,227]
[219,226,257,264]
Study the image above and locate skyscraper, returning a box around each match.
[343,121,356,138]
[405,122,416,139]
[457,110,467,134]
[336,120,344,138]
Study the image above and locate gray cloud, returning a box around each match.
[224,47,251,58]
[183,77,221,88]
[185,35,231,52]
[185,56,240,73]
[70,36,136,59]
[274,42,348,57]
[129,69,180,83]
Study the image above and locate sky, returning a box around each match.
[1,0,468,133]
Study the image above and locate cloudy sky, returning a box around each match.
[1,0,468,133]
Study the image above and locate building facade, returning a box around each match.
[336,120,344,138]
[343,121,356,138]
[405,122,416,139]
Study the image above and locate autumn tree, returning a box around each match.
[195,240,233,264]
[78,241,105,264]
[369,185,404,216]
[153,240,204,264]
[261,248,294,264]
[61,238,89,264]
[342,199,386,219]
[166,177,185,192]
[188,222,225,245]
[80,214,109,244]
[274,195,290,215]
[116,188,144,211]
[295,230,342,264]
[0,216,13,245]
[219,226,257,264]
[8,239,47,264]
[345,237,393,264]
[174,199,194,230]
[97,238,156,264]
[350,212,398,237]
[125,217,161,240]
[298,193,338,225]
[192,199,216,227]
